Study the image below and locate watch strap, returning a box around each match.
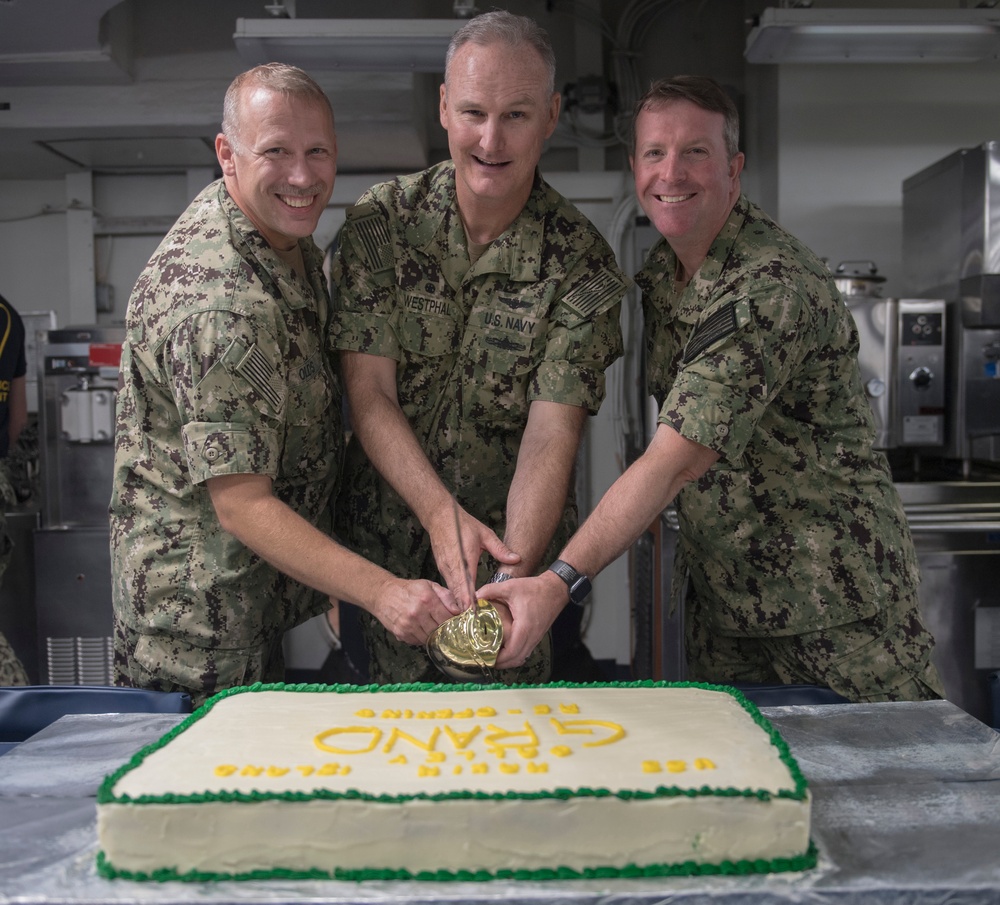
[547,559,592,607]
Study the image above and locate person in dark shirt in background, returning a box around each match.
[0,292,29,685]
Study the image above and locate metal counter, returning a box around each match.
[1,700,999,904]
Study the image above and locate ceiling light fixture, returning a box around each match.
[233,18,463,72]
[745,7,1000,64]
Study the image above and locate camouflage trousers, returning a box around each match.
[0,511,28,686]
[112,616,286,709]
[684,588,945,703]
[0,631,28,686]
[360,610,552,686]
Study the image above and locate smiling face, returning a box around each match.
[216,87,337,252]
[439,40,559,229]
[631,99,744,278]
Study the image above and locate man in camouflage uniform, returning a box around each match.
[111,64,458,706]
[331,11,626,684]
[487,76,943,703]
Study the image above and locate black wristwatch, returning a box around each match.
[546,559,592,607]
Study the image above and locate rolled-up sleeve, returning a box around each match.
[166,311,286,484]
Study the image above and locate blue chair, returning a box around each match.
[0,685,192,754]
[733,683,850,707]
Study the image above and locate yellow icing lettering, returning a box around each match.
[354,709,375,718]
[695,758,717,770]
[381,710,402,719]
[526,762,548,773]
[241,765,264,777]
[550,746,572,758]
[499,762,519,774]
[519,747,538,759]
[435,709,454,719]
[471,763,488,774]
[642,760,662,773]
[533,704,551,715]
[266,766,289,777]
[558,703,581,714]
[389,755,408,765]
[317,763,342,775]
[426,751,446,763]
[296,766,315,776]
[418,765,440,777]
[476,707,497,718]
[507,709,522,715]
[549,718,625,747]
[315,726,381,754]
[666,760,686,773]
[442,725,481,750]
[454,708,474,719]
[453,765,463,775]
[215,765,238,776]
[484,722,539,758]
[383,726,441,754]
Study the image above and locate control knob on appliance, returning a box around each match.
[908,365,934,389]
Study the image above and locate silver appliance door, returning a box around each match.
[898,482,1000,726]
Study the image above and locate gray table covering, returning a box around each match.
[1,699,998,905]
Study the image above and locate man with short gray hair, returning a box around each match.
[331,11,627,684]
[111,64,459,705]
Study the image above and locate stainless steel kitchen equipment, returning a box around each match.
[903,142,1000,470]
[835,261,947,450]
[34,326,123,685]
[897,481,1000,727]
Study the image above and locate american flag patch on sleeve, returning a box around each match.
[235,343,284,411]
[562,269,627,319]
[683,300,738,363]
[352,212,394,274]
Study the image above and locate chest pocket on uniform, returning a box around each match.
[394,295,459,357]
[464,294,546,426]
[391,297,460,414]
[282,351,338,481]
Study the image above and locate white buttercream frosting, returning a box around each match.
[97,684,812,878]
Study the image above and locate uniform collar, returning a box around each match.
[404,162,549,283]
[217,180,322,310]
[636,194,750,317]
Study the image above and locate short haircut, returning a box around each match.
[445,10,556,97]
[222,63,334,154]
[630,76,740,159]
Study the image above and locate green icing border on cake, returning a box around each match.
[95,841,819,883]
[96,680,814,882]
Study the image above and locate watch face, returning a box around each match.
[548,560,591,606]
[569,575,592,606]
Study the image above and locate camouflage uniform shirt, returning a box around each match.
[637,194,921,640]
[110,180,342,695]
[331,162,626,585]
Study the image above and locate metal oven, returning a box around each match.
[903,141,1000,471]
[836,261,947,451]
